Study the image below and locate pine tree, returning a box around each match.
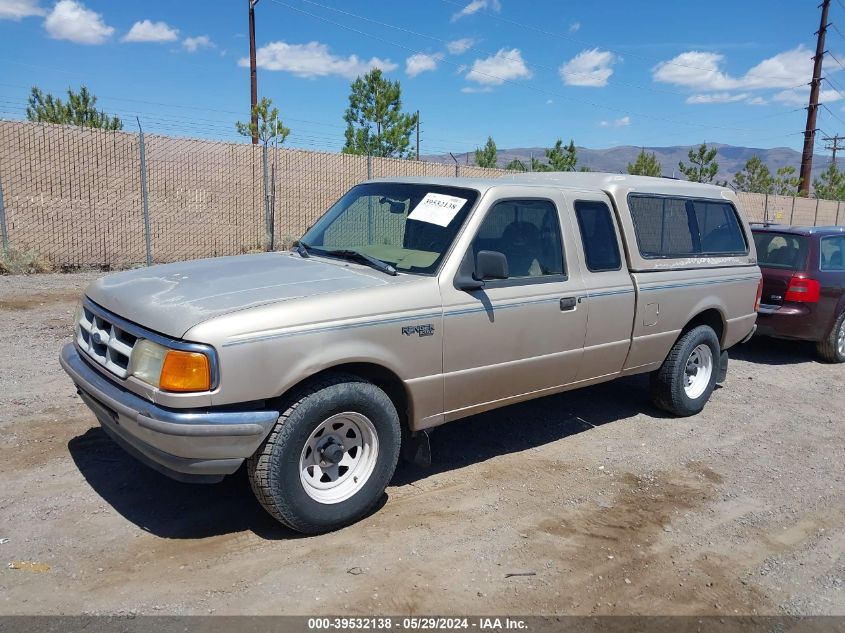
[678,143,720,183]
[812,162,845,200]
[772,166,801,196]
[626,149,662,177]
[236,97,290,146]
[732,155,772,193]
[474,136,498,168]
[342,69,417,158]
[26,86,122,130]
[532,139,578,172]
[505,158,527,171]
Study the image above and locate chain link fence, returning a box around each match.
[1,118,843,270]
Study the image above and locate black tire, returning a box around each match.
[650,325,720,417]
[816,311,845,363]
[247,373,401,534]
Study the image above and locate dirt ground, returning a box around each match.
[0,272,843,617]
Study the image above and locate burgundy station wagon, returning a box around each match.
[752,224,845,362]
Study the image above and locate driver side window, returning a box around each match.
[471,199,565,278]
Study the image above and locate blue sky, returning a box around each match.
[0,0,842,155]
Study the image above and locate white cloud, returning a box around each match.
[122,19,179,43]
[461,86,493,93]
[44,0,113,44]
[546,98,553,104]
[183,35,214,52]
[406,52,443,77]
[0,0,45,20]
[465,48,531,85]
[747,96,768,106]
[774,86,841,105]
[685,92,750,104]
[569,21,580,33]
[599,116,630,127]
[446,38,474,55]
[560,48,617,87]
[653,46,816,91]
[241,41,397,79]
[451,0,500,21]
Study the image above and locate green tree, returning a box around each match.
[532,139,578,172]
[236,96,290,146]
[342,69,417,158]
[26,86,122,130]
[627,148,662,177]
[772,166,801,197]
[474,136,498,168]
[812,162,845,200]
[505,158,527,171]
[732,155,773,193]
[679,143,720,183]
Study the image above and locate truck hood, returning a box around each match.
[85,252,392,338]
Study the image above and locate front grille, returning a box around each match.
[76,303,138,378]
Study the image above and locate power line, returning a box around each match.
[827,50,845,72]
[830,22,845,42]
[289,0,696,98]
[437,0,809,82]
[821,102,845,128]
[270,0,787,135]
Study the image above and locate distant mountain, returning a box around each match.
[423,143,833,186]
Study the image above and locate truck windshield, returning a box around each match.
[753,232,808,270]
[299,183,480,275]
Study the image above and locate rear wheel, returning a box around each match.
[650,325,720,417]
[248,373,401,534]
[816,311,845,363]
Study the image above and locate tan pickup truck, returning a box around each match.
[60,173,762,533]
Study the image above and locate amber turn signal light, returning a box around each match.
[159,350,211,392]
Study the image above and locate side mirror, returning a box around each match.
[475,250,509,281]
[454,249,509,291]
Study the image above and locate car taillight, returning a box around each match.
[754,277,763,312]
[784,275,821,303]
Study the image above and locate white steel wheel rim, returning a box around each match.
[299,412,379,505]
[684,344,713,400]
[838,321,845,357]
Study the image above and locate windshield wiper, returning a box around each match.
[292,240,311,258]
[319,249,397,276]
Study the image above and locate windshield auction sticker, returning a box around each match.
[407,193,467,227]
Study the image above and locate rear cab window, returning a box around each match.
[627,194,748,258]
[753,232,809,271]
[574,200,622,272]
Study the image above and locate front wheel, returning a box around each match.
[650,325,720,417]
[248,374,401,534]
[816,311,845,363]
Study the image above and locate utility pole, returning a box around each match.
[800,0,830,195]
[415,110,420,160]
[823,134,845,166]
[248,0,261,145]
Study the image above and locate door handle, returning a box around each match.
[560,296,577,311]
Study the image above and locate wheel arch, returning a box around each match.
[680,307,726,348]
[273,362,413,434]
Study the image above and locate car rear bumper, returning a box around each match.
[755,303,821,342]
[60,343,278,483]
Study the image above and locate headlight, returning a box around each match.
[129,339,211,393]
[130,340,168,386]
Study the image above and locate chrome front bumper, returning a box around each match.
[60,343,278,483]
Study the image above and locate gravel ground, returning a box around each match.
[0,272,843,616]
